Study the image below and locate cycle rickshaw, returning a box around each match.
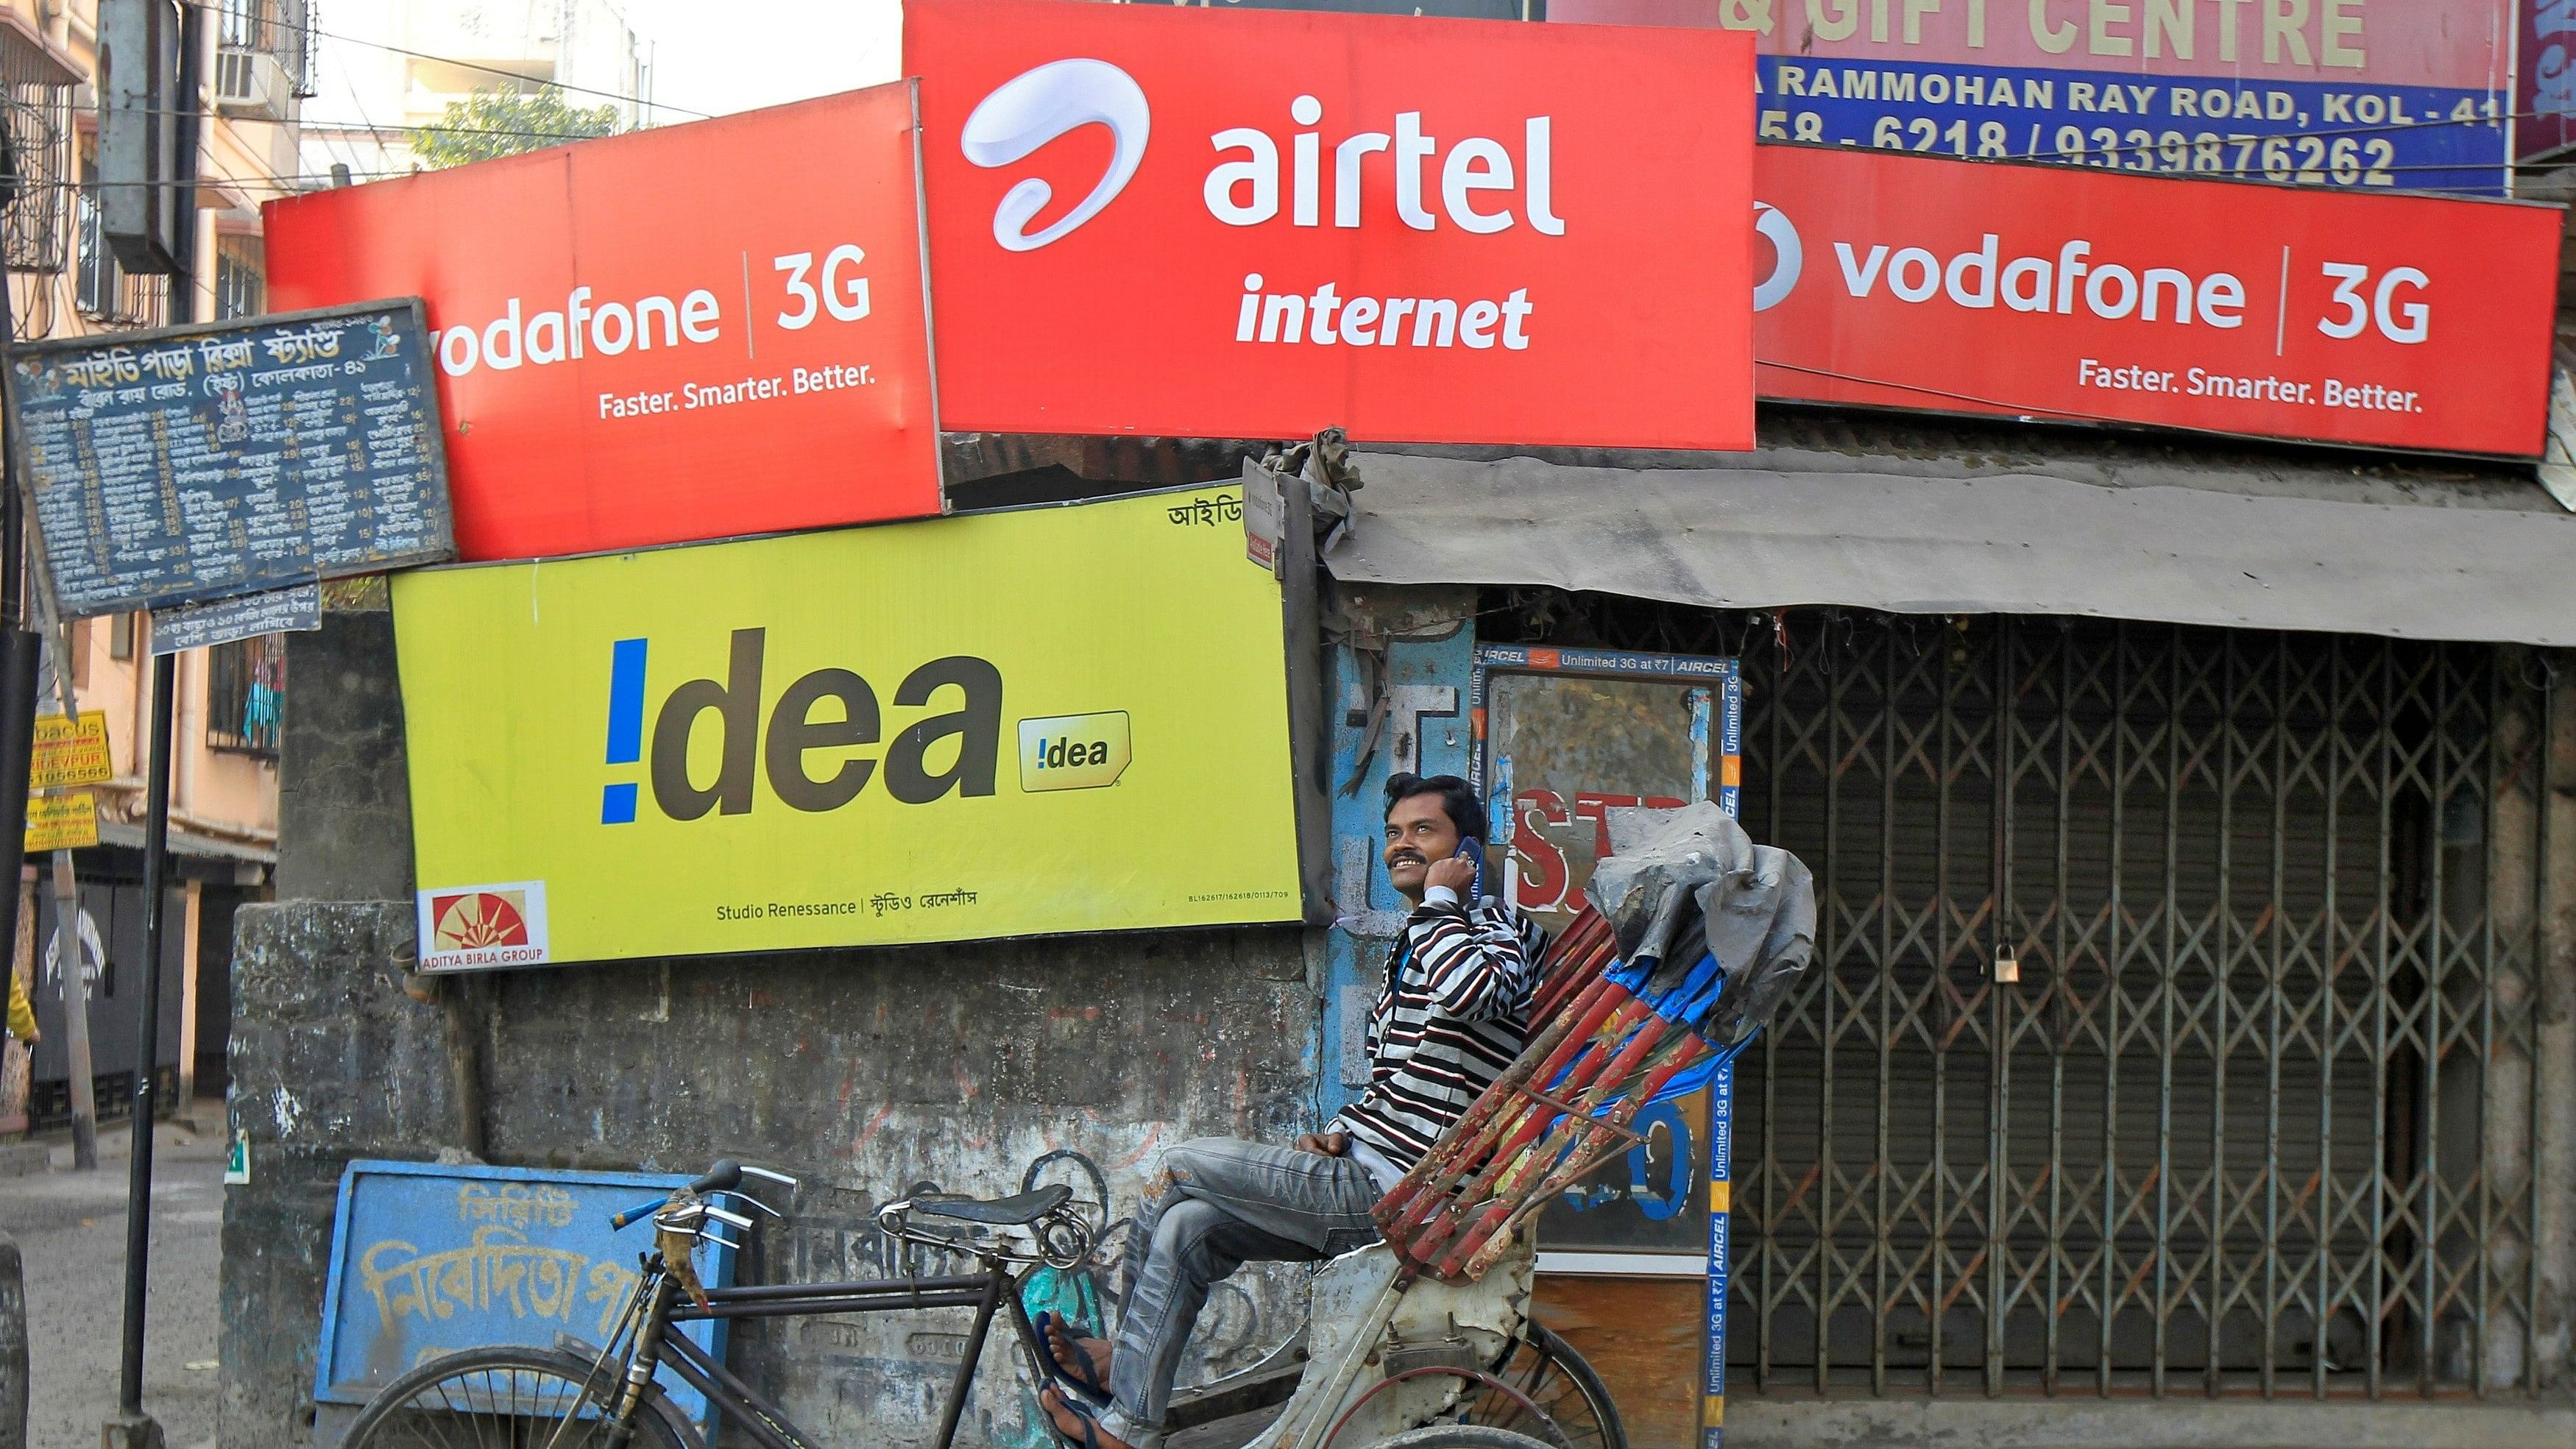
[341,807,1811,1449]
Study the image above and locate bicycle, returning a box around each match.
[339,1157,1623,1449]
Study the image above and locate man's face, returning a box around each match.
[1384,792,1462,901]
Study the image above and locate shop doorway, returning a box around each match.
[1486,598,2552,1402]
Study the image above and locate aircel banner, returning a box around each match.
[907,0,1756,450]
[1551,0,2516,194]
[2521,0,2576,159]
[265,83,939,563]
[1750,145,2558,456]
[394,489,1303,970]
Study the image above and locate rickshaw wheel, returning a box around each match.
[1371,1428,1560,1449]
[1457,1323,1626,1449]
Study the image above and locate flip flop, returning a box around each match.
[1033,1310,1112,1406]
[1038,1386,1108,1449]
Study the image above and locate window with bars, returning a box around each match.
[216,0,315,96]
[1485,597,2552,1401]
[73,145,164,327]
[205,634,284,757]
[216,235,265,319]
[0,33,75,277]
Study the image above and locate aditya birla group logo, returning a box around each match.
[433,892,530,950]
[417,882,551,970]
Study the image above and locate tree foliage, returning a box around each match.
[413,88,621,169]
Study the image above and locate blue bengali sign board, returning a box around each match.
[314,1161,736,1429]
[1547,1,2516,196]
[1752,56,2508,194]
[7,299,453,621]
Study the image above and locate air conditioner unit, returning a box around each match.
[214,48,293,122]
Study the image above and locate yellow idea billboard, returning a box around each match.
[393,487,1302,969]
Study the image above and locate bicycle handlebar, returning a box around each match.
[611,1158,796,1230]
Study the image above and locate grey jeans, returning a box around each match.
[1097,1138,1382,1449]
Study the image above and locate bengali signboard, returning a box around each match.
[151,584,322,655]
[908,0,1758,450]
[394,487,1303,970]
[1553,0,2516,194]
[24,791,96,852]
[266,82,940,563]
[1752,145,2560,456]
[312,1161,732,1426]
[7,300,453,620]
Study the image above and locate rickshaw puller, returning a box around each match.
[1040,773,1548,1449]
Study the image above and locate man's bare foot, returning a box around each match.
[1044,1317,1112,1389]
[1040,1386,1137,1449]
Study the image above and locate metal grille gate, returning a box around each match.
[1482,593,2554,1401]
[1713,614,2552,1400]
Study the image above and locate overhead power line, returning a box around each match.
[178,0,706,118]
[141,104,620,145]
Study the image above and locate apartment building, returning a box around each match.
[0,0,305,1136]
[300,0,647,180]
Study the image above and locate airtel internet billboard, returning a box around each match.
[907,0,1758,452]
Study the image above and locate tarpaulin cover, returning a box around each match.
[1323,451,2576,646]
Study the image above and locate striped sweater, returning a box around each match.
[1333,893,1548,1173]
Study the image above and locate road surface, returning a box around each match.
[3,1116,224,1449]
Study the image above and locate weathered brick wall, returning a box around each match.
[219,612,1322,1449]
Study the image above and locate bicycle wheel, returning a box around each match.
[344,1346,695,1449]
[1375,1428,1559,1449]
[1454,1323,1627,1449]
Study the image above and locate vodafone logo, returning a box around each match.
[1754,202,1801,313]
[961,59,1151,252]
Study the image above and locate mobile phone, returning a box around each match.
[1456,837,1485,903]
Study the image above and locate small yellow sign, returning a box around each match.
[25,790,98,852]
[30,711,110,789]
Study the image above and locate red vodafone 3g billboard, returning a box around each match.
[907,0,1756,451]
[1752,145,2560,458]
[266,84,940,562]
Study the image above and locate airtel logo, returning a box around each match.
[961,61,1566,249]
[961,59,1151,252]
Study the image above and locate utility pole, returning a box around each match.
[99,1,199,1444]
[38,636,93,1171]
[0,26,43,1160]
[0,117,31,1025]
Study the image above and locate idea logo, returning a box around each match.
[417,882,551,970]
[1017,711,1132,793]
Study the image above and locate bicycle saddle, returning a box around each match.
[908,1184,1072,1225]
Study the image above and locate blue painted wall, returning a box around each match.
[1318,591,1479,1118]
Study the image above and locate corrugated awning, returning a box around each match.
[1323,450,2576,646]
[96,819,277,868]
